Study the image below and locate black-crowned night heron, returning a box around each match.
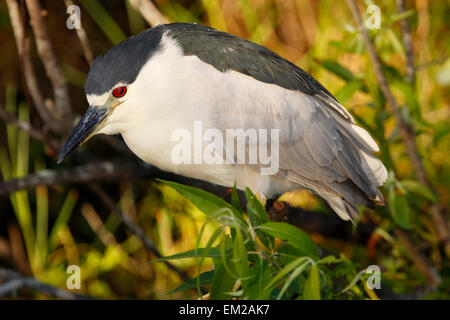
[58,23,387,221]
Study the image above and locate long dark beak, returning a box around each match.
[57,106,108,163]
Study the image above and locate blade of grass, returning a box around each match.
[200,0,227,31]
[277,260,310,299]
[49,190,79,250]
[80,0,127,45]
[262,256,309,295]
[125,0,146,34]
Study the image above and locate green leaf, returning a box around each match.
[210,262,236,300]
[79,0,127,45]
[389,187,411,230]
[276,260,310,299]
[245,188,269,224]
[263,257,309,294]
[335,80,364,103]
[320,60,355,82]
[159,179,244,221]
[149,247,223,264]
[48,190,78,250]
[386,29,405,56]
[168,271,215,294]
[259,222,319,259]
[400,180,437,203]
[245,188,273,249]
[197,228,223,269]
[125,0,147,34]
[247,258,271,299]
[389,10,415,24]
[230,183,242,214]
[340,269,365,293]
[319,255,343,265]
[232,228,249,280]
[303,264,321,300]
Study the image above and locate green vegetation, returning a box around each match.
[0,0,448,299]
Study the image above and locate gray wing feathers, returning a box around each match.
[279,97,385,195]
[218,83,387,220]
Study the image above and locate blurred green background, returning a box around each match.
[0,0,448,299]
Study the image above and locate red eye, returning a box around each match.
[112,86,127,98]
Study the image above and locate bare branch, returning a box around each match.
[64,0,94,65]
[395,229,441,288]
[0,161,156,196]
[346,0,450,259]
[0,268,91,299]
[128,0,169,27]
[0,105,61,155]
[89,184,190,282]
[82,203,118,246]
[5,0,53,127]
[25,0,73,133]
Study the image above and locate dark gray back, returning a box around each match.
[86,23,335,101]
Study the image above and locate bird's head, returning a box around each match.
[57,27,165,163]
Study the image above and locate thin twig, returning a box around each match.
[128,0,169,27]
[396,0,415,84]
[395,229,441,288]
[25,0,73,134]
[64,0,94,65]
[0,268,91,299]
[415,56,448,70]
[89,184,190,282]
[0,161,153,196]
[0,105,61,155]
[346,0,449,259]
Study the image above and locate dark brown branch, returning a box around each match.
[25,0,73,134]
[395,229,441,287]
[0,268,91,299]
[0,161,153,196]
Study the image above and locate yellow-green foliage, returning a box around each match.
[0,0,448,299]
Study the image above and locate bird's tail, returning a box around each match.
[322,189,384,222]
[321,144,387,222]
